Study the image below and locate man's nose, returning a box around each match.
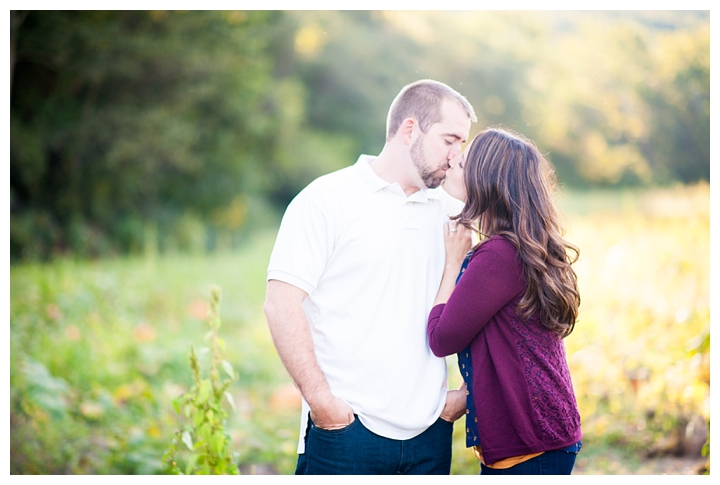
[448,143,462,159]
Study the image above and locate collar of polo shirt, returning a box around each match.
[355,154,444,204]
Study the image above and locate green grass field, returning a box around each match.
[9,184,710,474]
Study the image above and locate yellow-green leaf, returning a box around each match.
[221,360,235,379]
[181,430,194,451]
[185,453,199,475]
[225,391,236,412]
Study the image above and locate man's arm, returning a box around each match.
[264,279,354,429]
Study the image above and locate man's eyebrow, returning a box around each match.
[443,133,467,143]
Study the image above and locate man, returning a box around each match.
[264,79,476,474]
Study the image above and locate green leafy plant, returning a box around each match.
[163,285,239,474]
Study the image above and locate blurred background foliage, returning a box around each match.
[9,9,710,475]
[10,186,710,474]
[10,10,709,261]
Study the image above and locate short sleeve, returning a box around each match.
[267,185,336,295]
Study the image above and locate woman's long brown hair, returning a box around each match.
[456,127,580,338]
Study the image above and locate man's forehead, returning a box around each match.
[439,101,471,126]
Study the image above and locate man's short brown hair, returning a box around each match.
[386,79,476,141]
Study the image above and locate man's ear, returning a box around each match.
[399,118,417,146]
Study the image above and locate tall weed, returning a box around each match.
[163,286,239,474]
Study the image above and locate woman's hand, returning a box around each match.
[444,221,473,271]
[433,221,473,307]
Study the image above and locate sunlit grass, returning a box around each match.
[10,229,295,474]
[561,183,710,448]
[10,184,710,474]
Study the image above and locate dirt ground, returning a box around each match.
[573,450,709,475]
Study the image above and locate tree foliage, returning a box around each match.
[10,10,709,261]
[11,11,292,259]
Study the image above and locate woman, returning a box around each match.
[428,127,582,474]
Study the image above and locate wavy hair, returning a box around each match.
[455,127,580,338]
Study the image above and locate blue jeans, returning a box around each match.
[479,442,582,475]
[296,414,453,475]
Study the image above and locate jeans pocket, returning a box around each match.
[438,416,455,426]
[310,414,359,435]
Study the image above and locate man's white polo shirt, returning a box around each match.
[267,155,463,453]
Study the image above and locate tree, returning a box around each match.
[10,11,294,259]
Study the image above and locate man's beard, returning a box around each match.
[411,134,446,189]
